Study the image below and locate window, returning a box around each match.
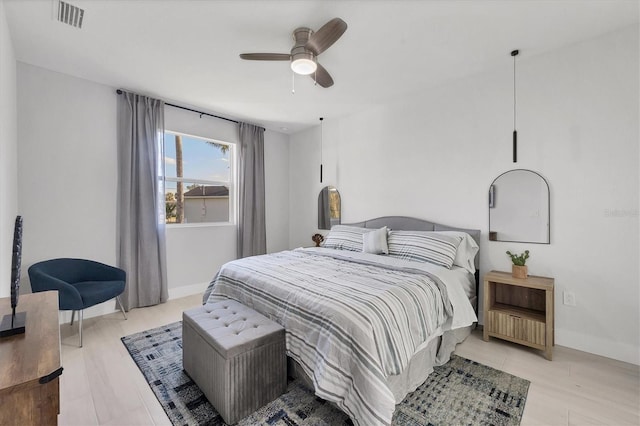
[163,131,234,225]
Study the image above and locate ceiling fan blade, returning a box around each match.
[311,63,334,88]
[239,53,291,61]
[306,18,347,55]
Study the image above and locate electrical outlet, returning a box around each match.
[563,291,576,306]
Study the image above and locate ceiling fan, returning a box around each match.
[239,18,347,88]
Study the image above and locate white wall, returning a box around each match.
[17,63,118,319]
[289,26,639,364]
[0,1,18,297]
[264,128,290,252]
[289,121,341,248]
[17,63,290,316]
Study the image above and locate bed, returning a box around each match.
[202,216,480,426]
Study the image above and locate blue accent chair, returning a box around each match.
[28,258,127,347]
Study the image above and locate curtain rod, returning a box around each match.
[116,89,265,130]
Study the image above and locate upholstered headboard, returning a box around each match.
[346,216,480,267]
[346,216,481,310]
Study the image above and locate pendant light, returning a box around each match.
[511,49,519,163]
[319,117,324,183]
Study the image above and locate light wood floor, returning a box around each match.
[58,294,639,426]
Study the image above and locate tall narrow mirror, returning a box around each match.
[489,169,550,244]
[318,186,341,230]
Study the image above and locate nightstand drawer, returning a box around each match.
[487,310,546,346]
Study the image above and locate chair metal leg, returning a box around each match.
[70,310,75,326]
[116,296,127,320]
[79,310,83,348]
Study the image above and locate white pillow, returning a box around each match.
[435,231,479,274]
[363,227,389,254]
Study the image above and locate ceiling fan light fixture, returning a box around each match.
[291,58,316,75]
[291,52,317,75]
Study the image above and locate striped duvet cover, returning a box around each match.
[206,248,476,426]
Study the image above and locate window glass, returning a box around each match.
[164,132,233,224]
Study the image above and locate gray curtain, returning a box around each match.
[237,122,266,258]
[116,91,168,311]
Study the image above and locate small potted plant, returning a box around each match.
[506,250,530,279]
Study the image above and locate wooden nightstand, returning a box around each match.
[483,270,554,360]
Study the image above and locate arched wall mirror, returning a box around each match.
[318,186,341,230]
[489,169,550,244]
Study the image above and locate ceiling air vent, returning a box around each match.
[57,1,84,29]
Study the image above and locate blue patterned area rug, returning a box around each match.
[122,322,529,426]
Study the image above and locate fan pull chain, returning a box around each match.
[292,71,295,94]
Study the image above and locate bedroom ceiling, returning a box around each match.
[4,0,638,134]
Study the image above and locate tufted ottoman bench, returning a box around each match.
[182,299,287,424]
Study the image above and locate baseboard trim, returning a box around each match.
[555,328,639,365]
[58,282,208,324]
[168,282,208,300]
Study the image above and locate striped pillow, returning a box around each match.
[323,225,371,252]
[387,231,462,269]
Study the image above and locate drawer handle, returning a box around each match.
[39,367,63,384]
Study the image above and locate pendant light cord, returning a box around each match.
[320,117,324,183]
[511,50,519,163]
[513,52,517,130]
[320,118,323,160]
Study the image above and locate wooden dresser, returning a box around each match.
[483,270,554,360]
[0,291,62,425]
